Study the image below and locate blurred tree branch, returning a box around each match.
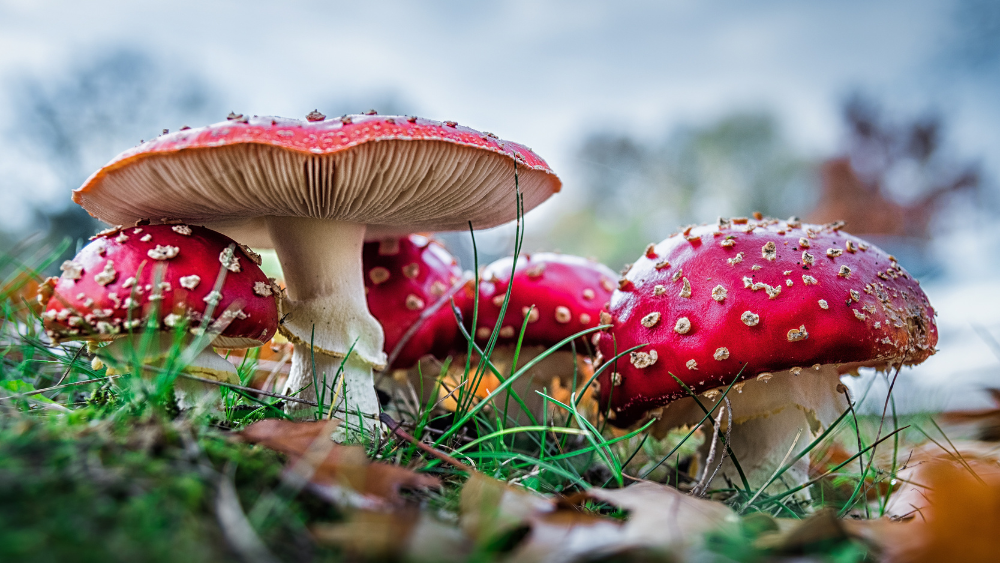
[4,49,221,259]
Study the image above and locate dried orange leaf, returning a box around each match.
[239,419,439,504]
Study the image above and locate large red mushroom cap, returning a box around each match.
[41,224,279,347]
[72,114,561,242]
[598,217,938,426]
[474,253,617,347]
[363,235,466,370]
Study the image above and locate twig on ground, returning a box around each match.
[380,412,469,473]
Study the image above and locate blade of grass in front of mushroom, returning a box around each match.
[640,370,745,481]
[457,168,525,419]
[433,325,608,446]
[469,167,526,417]
[323,339,360,419]
[837,367,906,517]
[760,424,910,510]
[741,406,852,513]
[667,371,751,494]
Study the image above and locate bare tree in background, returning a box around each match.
[538,113,815,268]
[809,94,981,245]
[6,49,221,254]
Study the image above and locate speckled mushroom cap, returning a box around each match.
[363,234,466,370]
[474,253,618,346]
[40,224,279,348]
[72,114,561,243]
[597,217,938,427]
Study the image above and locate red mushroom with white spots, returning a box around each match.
[363,234,467,370]
[596,217,937,494]
[431,253,616,422]
[474,253,617,347]
[39,224,279,407]
[71,112,560,433]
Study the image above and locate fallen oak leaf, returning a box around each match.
[238,419,440,506]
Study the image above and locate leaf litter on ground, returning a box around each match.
[237,418,440,508]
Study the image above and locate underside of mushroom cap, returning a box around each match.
[597,217,938,427]
[42,224,279,348]
[72,115,561,244]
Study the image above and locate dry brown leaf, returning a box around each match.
[571,482,739,552]
[460,474,737,562]
[504,509,624,563]
[460,472,554,544]
[849,442,1000,563]
[939,389,1000,440]
[239,419,440,505]
[312,510,470,563]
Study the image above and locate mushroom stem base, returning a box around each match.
[283,345,382,437]
[655,366,846,499]
[101,333,239,411]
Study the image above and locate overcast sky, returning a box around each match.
[0,0,996,224]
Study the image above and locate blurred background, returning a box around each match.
[0,0,997,413]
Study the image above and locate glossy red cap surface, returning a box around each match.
[597,218,938,426]
[363,235,465,369]
[41,224,279,347]
[474,253,618,347]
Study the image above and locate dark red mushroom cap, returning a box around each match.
[363,235,466,370]
[597,218,938,426]
[474,253,618,346]
[71,114,561,241]
[41,224,279,347]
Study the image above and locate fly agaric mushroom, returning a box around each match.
[72,113,560,433]
[40,224,279,407]
[474,253,617,347]
[436,253,615,422]
[363,234,467,370]
[596,217,937,494]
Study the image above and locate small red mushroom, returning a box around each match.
[473,253,617,347]
[597,217,937,494]
[41,224,279,406]
[363,235,467,370]
[428,253,616,423]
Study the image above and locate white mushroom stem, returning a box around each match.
[654,366,846,498]
[266,216,385,433]
[100,332,239,412]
